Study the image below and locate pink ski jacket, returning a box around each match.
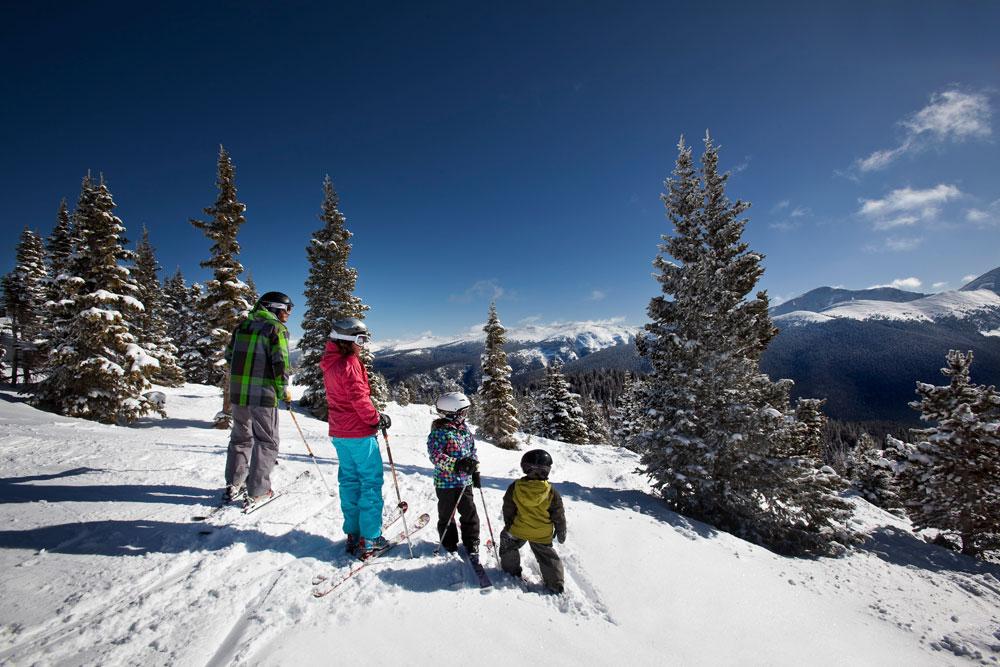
[320,341,380,438]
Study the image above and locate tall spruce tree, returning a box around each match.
[2,228,47,384]
[848,433,905,517]
[162,270,214,383]
[638,134,853,557]
[537,361,590,444]
[190,146,254,425]
[132,228,185,386]
[611,372,649,450]
[897,350,1000,556]
[581,395,612,444]
[477,302,520,449]
[298,176,380,418]
[33,176,161,422]
[44,199,77,302]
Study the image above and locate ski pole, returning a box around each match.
[381,427,414,558]
[477,483,500,564]
[287,407,335,496]
[436,482,470,555]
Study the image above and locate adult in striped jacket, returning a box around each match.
[223,291,293,504]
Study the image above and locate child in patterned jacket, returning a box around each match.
[426,392,481,555]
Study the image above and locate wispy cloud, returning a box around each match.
[853,89,992,174]
[588,289,607,302]
[963,274,978,283]
[932,281,948,290]
[790,206,810,218]
[965,198,1000,226]
[449,279,511,304]
[771,200,790,213]
[869,277,923,290]
[858,184,962,231]
[769,221,800,232]
[864,236,925,253]
[730,155,751,174]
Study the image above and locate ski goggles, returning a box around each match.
[329,332,370,346]
[262,301,292,313]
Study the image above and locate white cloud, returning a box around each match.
[884,237,924,252]
[731,156,751,174]
[965,199,1000,226]
[790,206,810,218]
[904,90,992,141]
[932,281,948,290]
[588,289,607,301]
[962,274,978,283]
[769,221,800,232]
[872,215,919,231]
[771,200,790,212]
[855,89,992,173]
[449,279,510,303]
[870,277,923,290]
[966,208,990,223]
[859,184,962,219]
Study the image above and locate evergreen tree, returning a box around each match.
[477,302,520,449]
[847,433,905,517]
[2,228,47,384]
[896,350,1000,556]
[33,176,160,423]
[611,372,649,450]
[581,395,612,444]
[298,176,374,418]
[190,146,254,424]
[537,361,589,444]
[637,135,853,557]
[132,229,185,386]
[395,382,411,406]
[44,199,77,302]
[162,271,214,383]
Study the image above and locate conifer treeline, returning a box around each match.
[0,146,390,423]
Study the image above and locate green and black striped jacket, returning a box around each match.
[226,307,290,408]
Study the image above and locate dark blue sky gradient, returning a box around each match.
[2,2,998,339]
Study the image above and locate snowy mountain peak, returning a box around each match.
[961,266,1000,294]
[774,288,1000,326]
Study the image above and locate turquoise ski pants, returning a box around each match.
[331,436,384,541]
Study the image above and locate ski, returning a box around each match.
[242,469,311,514]
[459,545,493,590]
[312,512,430,598]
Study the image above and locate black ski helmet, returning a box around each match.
[257,291,293,316]
[520,449,553,478]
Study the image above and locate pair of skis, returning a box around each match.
[312,512,431,598]
[191,469,311,523]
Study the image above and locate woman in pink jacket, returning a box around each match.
[321,318,391,560]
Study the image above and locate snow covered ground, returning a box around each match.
[1,384,999,666]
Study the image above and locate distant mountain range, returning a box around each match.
[762,268,1000,423]
[369,267,1000,425]
[373,320,637,386]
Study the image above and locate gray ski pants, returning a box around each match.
[225,404,280,497]
[499,531,564,593]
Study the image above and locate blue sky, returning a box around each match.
[1,2,998,341]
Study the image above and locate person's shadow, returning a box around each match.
[0,467,216,506]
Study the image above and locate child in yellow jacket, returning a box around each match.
[500,449,567,594]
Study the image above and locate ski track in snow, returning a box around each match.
[1,386,999,665]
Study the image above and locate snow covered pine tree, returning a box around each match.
[536,361,590,445]
[132,228,185,387]
[477,302,520,449]
[897,350,1000,557]
[33,175,161,423]
[2,227,47,384]
[298,176,379,419]
[638,134,854,557]
[190,146,256,428]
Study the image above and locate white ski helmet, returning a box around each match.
[329,318,370,345]
[436,392,471,417]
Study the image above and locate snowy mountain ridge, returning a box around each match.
[774,289,1000,327]
[371,318,637,354]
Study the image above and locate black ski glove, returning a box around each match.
[471,471,481,488]
[453,457,477,475]
[557,531,566,544]
[375,413,391,431]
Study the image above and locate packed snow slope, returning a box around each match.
[1,385,999,666]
